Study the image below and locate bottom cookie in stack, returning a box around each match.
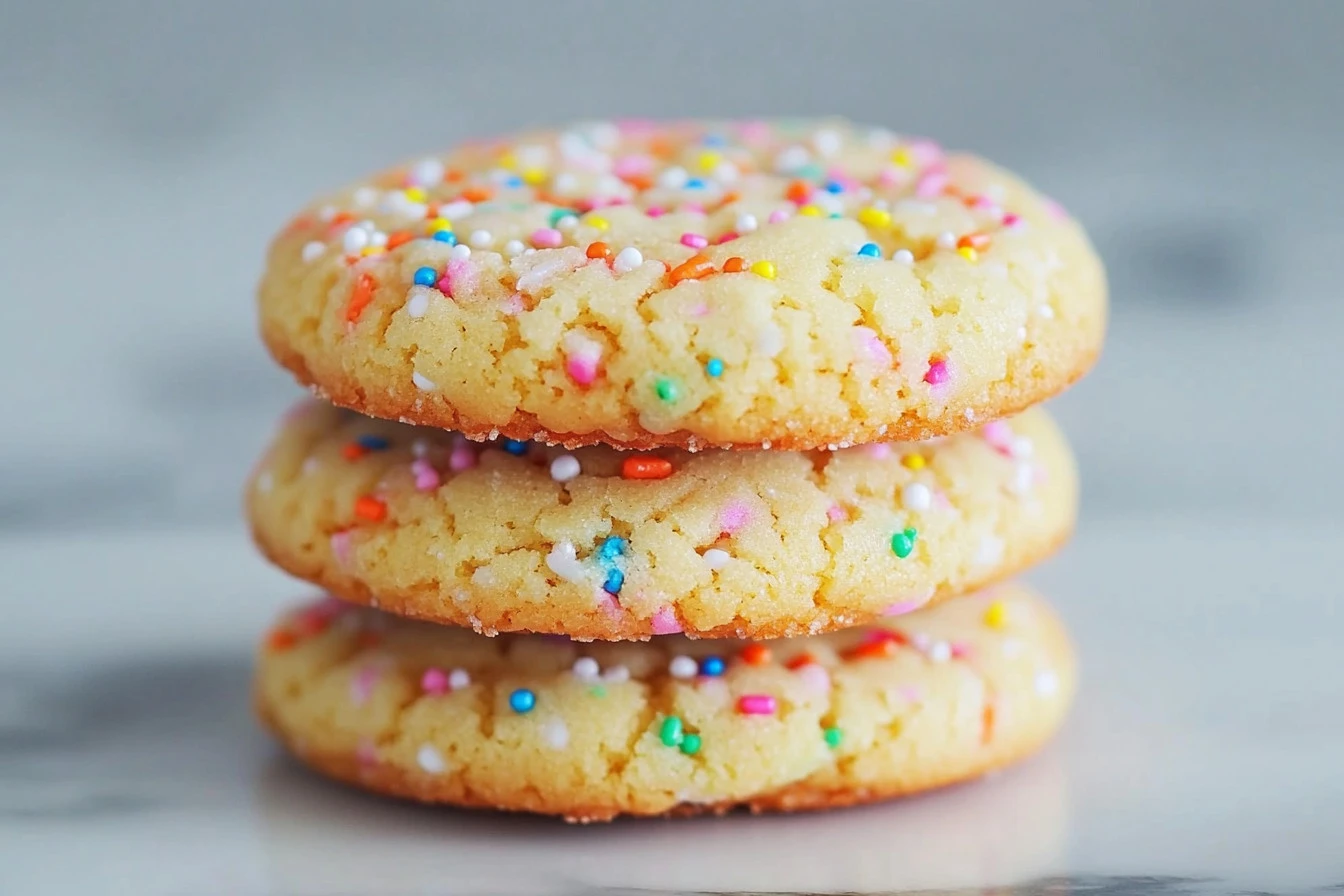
[255,583,1073,822]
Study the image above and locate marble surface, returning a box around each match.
[3,521,1340,895]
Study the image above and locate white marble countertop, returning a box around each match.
[3,520,1339,895]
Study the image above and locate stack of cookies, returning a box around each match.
[248,120,1106,821]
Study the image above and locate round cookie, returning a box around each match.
[247,402,1076,640]
[258,119,1105,450]
[255,583,1075,821]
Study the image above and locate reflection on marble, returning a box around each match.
[1,522,1342,894]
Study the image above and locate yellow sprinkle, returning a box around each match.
[403,187,427,203]
[359,245,385,257]
[425,217,452,234]
[891,148,913,168]
[697,151,721,171]
[957,246,979,262]
[798,204,824,217]
[750,260,777,280]
[586,215,610,231]
[857,207,891,228]
[983,600,1009,630]
[901,454,925,470]
[498,152,517,170]
[521,167,547,185]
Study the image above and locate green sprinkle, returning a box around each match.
[654,377,680,403]
[548,208,576,226]
[824,727,843,749]
[679,732,702,755]
[659,716,684,747]
[891,527,918,559]
[588,685,607,698]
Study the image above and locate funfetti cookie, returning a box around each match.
[247,402,1076,641]
[255,583,1074,821]
[258,119,1105,451]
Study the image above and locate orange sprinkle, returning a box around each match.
[981,702,996,744]
[445,168,466,182]
[785,652,818,670]
[957,233,991,251]
[621,173,654,191]
[266,629,297,652]
[329,212,356,229]
[720,190,741,205]
[460,185,493,202]
[586,241,611,260]
[385,230,414,251]
[294,614,330,637]
[844,637,900,661]
[722,256,747,273]
[284,214,313,234]
[345,273,377,324]
[621,456,674,480]
[739,643,772,666]
[354,495,387,522]
[668,253,715,284]
[785,180,812,204]
[341,443,366,462]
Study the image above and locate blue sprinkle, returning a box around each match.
[503,175,523,188]
[703,134,727,146]
[508,688,536,713]
[857,242,882,258]
[412,266,438,286]
[685,177,706,189]
[699,656,726,677]
[356,435,390,451]
[431,230,456,245]
[824,180,845,194]
[705,358,724,378]
[598,536,628,562]
[603,568,625,595]
[502,439,528,456]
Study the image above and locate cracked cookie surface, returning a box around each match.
[247,402,1076,640]
[255,583,1074,821]
[258,119,1105,450]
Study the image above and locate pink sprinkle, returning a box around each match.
[933,490,952,511]
[797,664,831,694]
[613,154,652,178]
[767,209,790,224]
[646,206,665,218]
[410,458,440,492]
[650,607,682,635]
[737,694,777,716]
[853,326,893,366]
[924,359,950,386]
[330,530,354,567]
[915,170,948,199]
[897,685,923,703]
[530,228,563,248]
[350,664,380,706]
[680,233,709,249]
[687,302,710,317]
[565,354,599,386]
[501,292,525,315]
[909,139,945,168]
[448,446,476,472]
[1002,213,1023,228]
[877,167,902,187]
[1043,198,1068,221]
[718,501,752,535]
[883,600,924,617]
[738,120,771,142]
[715,230,739,244]
[438,258,476,298]
[950,642,972,659]
[866,442,893,460]
[826,504,847,523]
[981,420,1015,455]
[421,667,450,695]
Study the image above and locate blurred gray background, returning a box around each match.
[2,0,1341,533]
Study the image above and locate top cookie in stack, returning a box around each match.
[258,120,1105,452]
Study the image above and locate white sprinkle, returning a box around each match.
[893,248,915,265]
[546,541,589,585]
[658,166,689,189]
[603,665,630,684]
[928,641,952,663]
[1011,436,1035,459]
[369,230,388,248]
[669,656,698,679]
[412,371,436,391]
[449,244,472,260]
[1038,304,1055,319]
[1035,670,1060,696]
[503,239,526,257]
[713,161,740,183]
[735,212,758,233]
[441,200,473,219]
[774,145,810,174]
[1009,462,1034,496]
[975,534,1005,567]
[301,241,326,263]
[902,482,932,512]
[756,323,785,357]
[936,231,956,250]
[317,204,337,222]
[541,718,570,750]
[612,247,644,275]
[702,548,731,571]
[255,471,274,494]
[410,438,431,458]
[409,158,444,187]
[416,744,447,774]
[448,668,471,690]
[1017,326,1028,342]
[550,454,581,482]
[470,567,495,587]
[813,128,842,157]
[352,187,377,209]
[552,173,579,196]
[572,657,600,681]
[469,229,492,249]
[406,292,430,319]
[341,227,369,254]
